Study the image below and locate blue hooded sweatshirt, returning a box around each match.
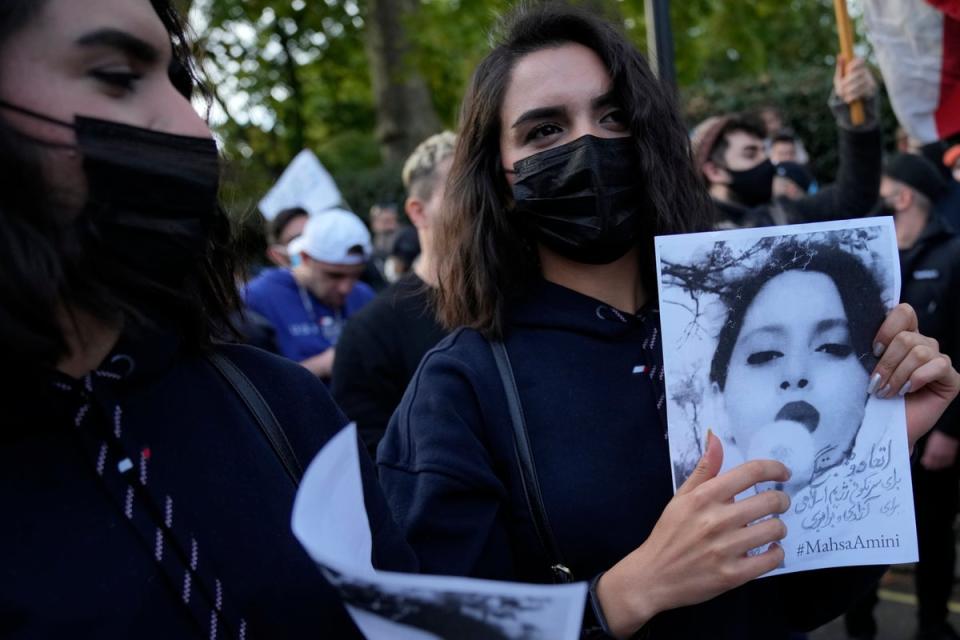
[378,279,883,639]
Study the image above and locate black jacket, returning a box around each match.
[1,334,417,638]
[900,216,960,438]
[715,98,883,228]
[331,273,447,457]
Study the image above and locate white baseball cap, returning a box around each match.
[295,208,372,265]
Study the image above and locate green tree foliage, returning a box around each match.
[194,0,879,243]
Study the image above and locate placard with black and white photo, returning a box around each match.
[655,217,917,575]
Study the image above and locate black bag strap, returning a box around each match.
[489,340,573,583]
[208,350,303,487]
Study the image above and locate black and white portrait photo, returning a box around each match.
[656,218,918,575]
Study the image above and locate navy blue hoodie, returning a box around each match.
[379,279,883,639]
[2,333,416,639]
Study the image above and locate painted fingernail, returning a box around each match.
[873,342,886,357]
[898,380,912,396]
[867,372,882,395]
[877,384,892,399]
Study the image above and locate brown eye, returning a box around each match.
[90,69,141,92]
[525,122,562,142]
[601,109,627,124]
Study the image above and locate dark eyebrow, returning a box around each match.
[815,318,849,334]
[741,325,785,343]
[510,89,620,129]
[511,106,567,130]
[591,90,619,109]
[76,29,160,64]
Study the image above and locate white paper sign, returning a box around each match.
[292,424,588,639]
[655,218,917,576]
[258,149,343,220]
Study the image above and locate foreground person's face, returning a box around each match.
[720,270,869,480]
[0,0,212,209]
[498,42,630,184]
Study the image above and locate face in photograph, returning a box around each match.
[712,269,871,487]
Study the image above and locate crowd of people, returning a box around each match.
[3,0,960,639]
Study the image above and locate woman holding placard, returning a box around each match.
[377,4,960,638]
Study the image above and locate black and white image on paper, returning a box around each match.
[291,423,588,640]
[655,217,917,575]
[322,567,578,640]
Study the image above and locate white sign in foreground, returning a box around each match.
[655,217,918,576]
[292,424,588,640]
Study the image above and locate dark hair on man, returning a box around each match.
[0,0,240,374]
[707,115,768,167]
[771,129,797,145]
[435,1,715,338]
[268,207,309,245]
[709,241,886,390]
[370,202,399,216]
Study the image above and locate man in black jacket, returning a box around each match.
[691,57,882,229]
[846,154,960,640]
[331,132,454,456]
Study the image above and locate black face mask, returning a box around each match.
[726,158,775,207]
[0,101,220,291]
[509,135,648,265]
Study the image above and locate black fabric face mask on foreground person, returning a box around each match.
[0,100,220,291]
[510,134,648,265]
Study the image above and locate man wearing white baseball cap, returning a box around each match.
[244,208,375,380]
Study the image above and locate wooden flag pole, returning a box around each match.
[834,0,866,125]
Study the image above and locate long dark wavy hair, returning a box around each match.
[0,0,239,375]
[435,2,715,338]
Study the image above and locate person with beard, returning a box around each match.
[377,5,960,639]
[0,0,416,637]
[691,56,882,229]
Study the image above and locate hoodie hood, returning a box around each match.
[506,279,657,341]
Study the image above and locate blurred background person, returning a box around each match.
[945,143,960,183]
[368,201,400,281]
[769,161,818,224]
[769,129,801,165]
[939,142,960,230]
[691,56,881,228]
[244,209,374,380]
[264,206,310,269]
[332,131,454,456]
[845,153,960,640]
[383,225,421,283]
[758,105,809,165]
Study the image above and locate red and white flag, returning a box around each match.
[862,0,960,143]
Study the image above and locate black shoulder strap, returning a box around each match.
[207,350,303,487]
[489,340,573,583]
